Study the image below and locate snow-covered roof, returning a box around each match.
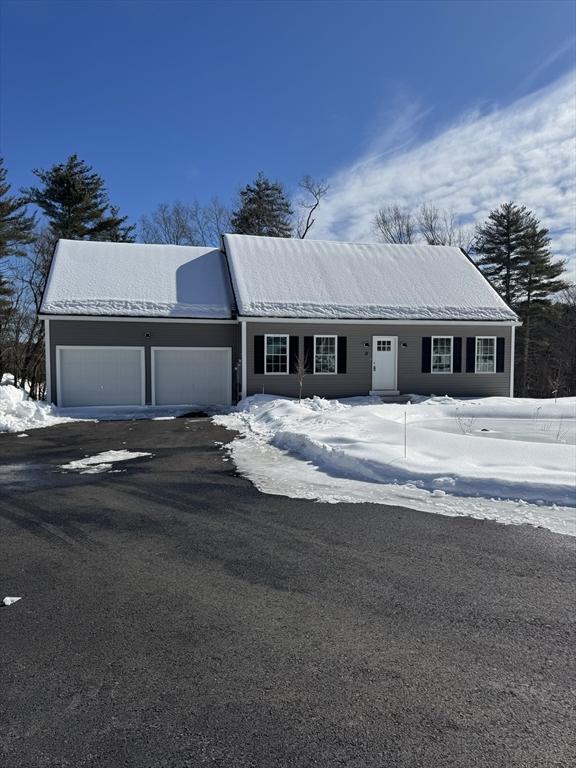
[223,234,518,321]
[40,240,235,318]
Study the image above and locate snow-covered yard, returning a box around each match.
[214,395,576,537]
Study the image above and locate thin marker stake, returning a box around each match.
[404,406,407,459]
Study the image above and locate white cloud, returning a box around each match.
[314,72,576,280]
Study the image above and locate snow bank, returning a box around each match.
[214,395,576,536]
[0,383,221,434]
[0,384,76,433]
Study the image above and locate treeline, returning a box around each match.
[372,201,573,397]
[0,153,573,398]
[0,155,135,396]
[0,157,329,397]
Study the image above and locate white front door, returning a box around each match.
[372,336,397,391]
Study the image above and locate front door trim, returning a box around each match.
[371,335,398,392]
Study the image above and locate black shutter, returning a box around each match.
[289,336,299,374]
[466,337,476,373]
[254,335,265,374]
[337,336,347,374]
[421,337,431,373]
[453,337,462,373]
[496,337,505,373]
[303,336,314,373]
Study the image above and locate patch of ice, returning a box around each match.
[59,450,152,474]
[3,596,22,606]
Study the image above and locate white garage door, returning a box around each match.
[152,347,232,406]
[57,346,145,407]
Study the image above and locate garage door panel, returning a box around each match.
[153,347,231,405]
[58,347,144,407]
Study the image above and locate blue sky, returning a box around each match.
[1,0,575,263]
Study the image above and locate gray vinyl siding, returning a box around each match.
[246,322,513,398]
[48,320,240,405]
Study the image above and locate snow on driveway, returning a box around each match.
[59,450,152,474]
[214,395,576,537]
[0,383,218,433]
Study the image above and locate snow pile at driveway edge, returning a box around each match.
[0,384,77,433]
[213,395,576,537]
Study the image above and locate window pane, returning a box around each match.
[476,338,495,372]
[432,337,452,373]
[265,335,288,373]
[315,336,336,373]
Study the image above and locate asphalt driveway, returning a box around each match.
[1,417,574,768]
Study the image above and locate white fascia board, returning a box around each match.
[38,315,237,324]
[238,316,521,326]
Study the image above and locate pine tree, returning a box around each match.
[0,157,36,260]
[23,154,134,242]
[230,172,293,237]
[474,202,530,305]
[475,202,569,396]
[515,217,568,395]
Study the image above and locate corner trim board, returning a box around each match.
[44,317,52,403]
[510,325,515,397]
[241,320,247,399]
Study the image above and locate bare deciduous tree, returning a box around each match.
[140,202,198,245]
[140,198,230,246]
[0,228,53,397]
[296,176,329,239]
[417,204,473,250]
[189,198,231,246]
[373,205,416,244]
[295,348,310,402]
[374,203,473,249]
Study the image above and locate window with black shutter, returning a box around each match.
[337,337,347,373]
[421,337,431,373]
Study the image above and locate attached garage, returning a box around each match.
[152,347,232,405]
[56,346,145,407]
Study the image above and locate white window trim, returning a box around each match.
[313,335,338,375]
[431,335,453,374]
[475,335,497,374]
[264,333,289,375]
[55,345,146,407]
